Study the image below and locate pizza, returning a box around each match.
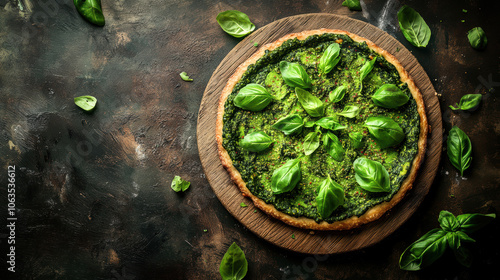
[216,29,428,230]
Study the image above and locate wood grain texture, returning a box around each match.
[197,13,442,254]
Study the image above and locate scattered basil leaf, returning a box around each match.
[315,117,346,131]
[279,61,312,89]
[240,202,247,207]
[219,242,248,280]
[295,88,325,117]
[449,94,482,111]
[322,132,345,162]
[216,10,255,38]
[438,210,459,232]
[74,95,97,111]
[239,131,274,152]
[349,132,364,149]
[467,27,487,50]
[447,126,472,176]
[319,43,341,74]
[272,114,304,135]
[371,84,409,109]
[397,5,431,48]
[364,116,405,149]
[329,85,347,103]
[456,213,496,234]
[303,131,320,156]
[336,105,360,118]
[73,0,105,26]
[291,234,295,239]
[316,174,345,218]
[342,0,361,11]
[399,229,448,271]
[233,83,274,111]
[180,72,193,82]
[360,57,377,82]
[171,175,190,192]
[271,158,301,194]
[353,157,391,192]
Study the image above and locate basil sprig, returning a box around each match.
[74,95,97,111]
[303,131,320,156]
[467,27,487,50]
[280,61,312,89]
[272,114,304,135]
[295,88,325,117]
[240,131,274,152]
[319,43,341,74]
[316,175,345,218]
[73,0,105,26]
[329,85,347,103]
[372,84,409,109]
[315,117,346,131]
[349,132,364,149]
[447,126,472,176]
[449,94,482,111]
[353,157,391,192]
[233,83,274,111]
[216,10,255,38]
[219,242,248,280]
[271,158,302,194]
[397,5,431,48]
[336,105,360,119]
[364,116,405,149]
[323,132,345,162]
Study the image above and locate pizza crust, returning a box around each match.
[216,29,428,230]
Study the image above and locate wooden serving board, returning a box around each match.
[197,13,442,254]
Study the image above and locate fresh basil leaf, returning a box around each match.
[240,202,247,207]
[295,88,325,117]
[303,131,320,156]
[180,72,193,82]
[239,131,274,152]
[364,116,405,149]
[360,57,377,82]
[342,0,361,11]
[316,175,345,218]
[322,132,345,162]
[449,94,482,111]
[397,5,431,48]
[455,231,476,243]
[446,232,460,250]
[304,120,316,128]
[216,10,255,38]
[280,61,312,89]
[329,85,347,103]
[447,126,472,176]
[336,105,360,119]
[399,229,448,271]
[74,95,97,111]
[272,114,304,135]
[452,246,473,268]
[438,210,459,232]
[456,213,496,234]
[219,242,248,280]
[233,83,273,111]
[73,0,105,26]
[271,158,301,194]
[171,175,190,192]
[349,132,364,149]
[353,157,391,192]
[319,43,341,74]
[371,84,409,109]
[467,27,487,50]
[315,117,346,131]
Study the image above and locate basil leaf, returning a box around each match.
[304,120,316,128]
[73,0,105,26]
[449,94,482,111]
[303,131,320,156]
[371,84,409,109]
[316,175,345,218]
[447,126,472,176]
[180,72,193,82]
[397,5,431,48]
[319,43,341,74]
[219,242,248,280]
[272,114,304,135]
[455,230,476,244]
[74,95,97,111]
[322,132,345,162]
[315,117,346,131]
[445,232,460,250]
[456,213,496,234]
[349,132,364,149]
[360,57,377,82]
[336,105,360,119]
[240,131,274,152]
[216,10,255,38]
[280,61,312,89]
[452,246,473,268]
[438,210,459,232]
[467,27,487,50]
[342,0,361,11]
[233,83,273,111]
[353,157,391,192]
[329,85,347,103]
[399,229,448,271]
[271,158,301,194]
[295,88,325,117]
[364,116,405,149]
[171,175,190,192]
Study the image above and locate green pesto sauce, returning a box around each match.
[222,33,420,223]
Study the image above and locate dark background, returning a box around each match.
[0,0,499,279]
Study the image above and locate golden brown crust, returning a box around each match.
[216,29,428,230]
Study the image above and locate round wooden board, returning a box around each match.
[197,13,442,254]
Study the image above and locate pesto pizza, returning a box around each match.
[216,29,428,230]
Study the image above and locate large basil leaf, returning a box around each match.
[447,126,472,176]
[319,43,341,74]
[240,131,274,152]
[295,88,325,117]
[438,210,459,232]
[233,83,273,111]
[360,57,377,82]
[329,85,347,103]
[342,0,361,11]
[216,10,255,38]
[364,116,405,149]
[353,157,390,192]
[449,94,482,111]
[349,132,364,149]
[397,5,431,48]
[303,131,320,156]
[322,132,345,162]
[336,105,360,119]
[371,84,409,109]
[456,213,496,234]
[272,114,304,135]
[399,229,448,271]
[74,95,97,111]
[315,117,346,131]
[280,61,312,89]
[74,0,105,26]
[271,158,301,194]
[219,242,248,280]
[316,175,345,218]
[467,27,487,50]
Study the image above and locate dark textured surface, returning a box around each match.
[0,0,498,279]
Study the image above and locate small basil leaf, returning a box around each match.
[319,43,341,74]
[360,57,377,82]
[349,132,364,149]
[452,246,473,268]
[322,132,345,162]
[456,213,496,234]
[171,175,191,192]
[219,242,248,280]
[467,27,487,50]
[271,158,301,194]
[397,5,431,48]
[399,229,448,271]
[233,83,273,111]
[315,117,346,131]
[438,210,459,232]
[329,85,347,103]
[316,175,345,218]
[295,88,325,117]
[455,231,476,244]
[303,131,320,156]
[73,0,105,26]
[180,72,193,82]
[239,131,274,152]
[336,105,360,118]
[447,126,472,176]
[449,94,482,111]
[280,61,312,89]
[74,95,97,111]
[372,84,409,109]
[446,232,460,250]
[272,114,304,135]
[304,120,316,128]
[342,0,361,11]
[353,157,391,192]
[364,116,405,149]
[216,10,255,38]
